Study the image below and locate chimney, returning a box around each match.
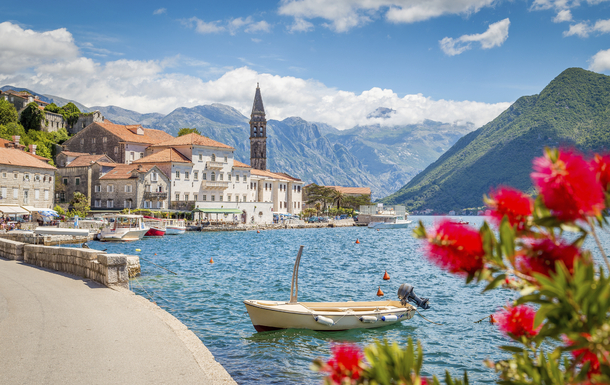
[29,144,37,155]
[12,136,19,145]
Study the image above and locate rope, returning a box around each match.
[474,315,493,324]
[138,256,178,275]
[415,309,443,325]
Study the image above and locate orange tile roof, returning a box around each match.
[28,153,51,162]
[233,160,251,168]
[250,168,301,182]
[150,133,234,150]
[67,154,113,168]
[132,148,191,164]
[60,151,90,157]
[0,147,56,170]
[100,164,154,180]
[0,138,10,146]
[93,121,174,145]
[326,186,371,195]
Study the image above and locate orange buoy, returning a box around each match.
[377,286,384,297]
[383,270,390,280]
[489,314,496,324]
[210,257,214,264]
[257,230,260,233]
[154,253,157,255]
[355,238,360,244]
[377,229,379,231]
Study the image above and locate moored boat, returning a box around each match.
[99,214,148,242]
[244,246,430,332]
[162,218,186,235]
[143,216,166,237]
[368,214,412,229]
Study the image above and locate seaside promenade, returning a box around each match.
[0,259,236,385]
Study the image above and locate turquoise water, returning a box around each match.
[89,216,610,384]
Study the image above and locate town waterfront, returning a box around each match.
[90,216,610,384]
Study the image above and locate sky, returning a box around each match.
[0,0,609,130]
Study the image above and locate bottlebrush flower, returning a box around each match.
[426,219,485,275]
[495,304,540,338]
[565,335,602,377]
[487,187,533,230]
[420,377,431,385]
[531,149,605,221]
[593,153,610,192]
[516,238,580,278]
[323,344,363,384]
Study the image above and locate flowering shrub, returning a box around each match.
[313,147,610,384]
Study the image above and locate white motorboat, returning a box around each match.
[368,215,412,229]
[161,218,186,235]
[99,214,148,242]
[244,246,430,332]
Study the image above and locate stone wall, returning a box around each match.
[0,231,92,245]
[69,111,104,135]
[0,237,138,288]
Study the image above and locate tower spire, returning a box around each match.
[249,84,267,170]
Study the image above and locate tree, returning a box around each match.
[305,184,336,213]
[0,121,26,141]
[178,128,201,136]
[20,102,44,132]
[343,194,372,210]
[0,99,18,126]
[69,192,90,218]
[61,102,81,128]
[43,103,62,114]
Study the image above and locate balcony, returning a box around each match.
[201,181,229,190]
[206,161,225,170]
[144,191,168,199]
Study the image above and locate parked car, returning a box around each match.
[307,216,319,223]
[339,214,348,220]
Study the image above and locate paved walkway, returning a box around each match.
[0,259,236,385]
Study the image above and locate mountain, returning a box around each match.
[3,86,478,198]
[381,68,610,212]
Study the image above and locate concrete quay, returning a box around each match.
[0,259,236,385]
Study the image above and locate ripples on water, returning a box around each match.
[91,216,610,384]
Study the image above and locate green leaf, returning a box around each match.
[483,273,507,292]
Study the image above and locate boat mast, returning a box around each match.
[289,245,304,303]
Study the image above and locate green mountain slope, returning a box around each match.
[381,68,610,212]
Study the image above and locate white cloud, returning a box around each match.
[153,8,166,15]
[181,17,225,34]
[440,18,510,56]
[0,21,509,130]
[589,48,610,72]
[553,9,572,22]
[244,20,271,33]
[563,18,610,37]
[288,18,314,32]
[278,0,497,32]
[183,16,270,35]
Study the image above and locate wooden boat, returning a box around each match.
[99,214,148,242]
[143,217,166,237]
[161,218,186,235]
[244,246,430,332]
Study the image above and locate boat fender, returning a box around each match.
[315,315,335,326]
[381,314,398,322]
[359,316,378,323]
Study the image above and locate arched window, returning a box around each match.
[259,126,264,137]
[211,154,216,162]
[211,172,216,181]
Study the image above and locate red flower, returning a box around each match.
[516,238,580,278]
[426,219,485,275]
[531,149,605,221]
[487,187,533,230]
[323,344,363,384]
[566,335,602,378]
[421,377,431,385]
[593,153,610,192]
[495,304,540,338]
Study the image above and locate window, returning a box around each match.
[224,156,227,162]
[125,185,132,193]
[95,185,101,192]
[130,152,135,160]
[298,186,301,193]
[49,176,52,183]
[107,200,114,208]
[2,172,6,178]
[151,172,158,182]
[124,200,131,208]
[227,195,231,201]
[44,190,49,200]
[219,195,223,202]
[34,174,40,181]
[75,177,80,186]
[184,193,189,201]
[202,195,206,201]
[219,173,223,181]
[211,195,215,201]
[13,188,18,199]
[114,147,118,154]
[175,171,180,179]
[156,185,163,193]
[13,173,17,179]
[139,153,144,159]
[193,171,198,180]
[199,154,202,162]
[1,187,6,198]
[235,196,239,202]
[156,201,163,208]
[24,173,30,181]
[212,154,216,162]
[236,174,240,182]
[103,137,107,143]
[23,190,28,204]
[80,138,84,145]
[95,200,101,208]
[92,138,96,144]
[228,174,231,181]
[185,171,190,180]
[35,190,39,200]
[243,195,247,202]
[211,172,216,181]
[202,173,207,180]
[107,185,114,193]
[193,194,197,201]
[175,193,180,201]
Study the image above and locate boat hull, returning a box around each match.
[368,221,412,229]
[165,226,186,235]
[99,228,148,242]
[244,300,415,332]
[145,226,166,237]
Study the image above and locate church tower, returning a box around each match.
[249,83,267,170]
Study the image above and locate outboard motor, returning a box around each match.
[398,283,430,310]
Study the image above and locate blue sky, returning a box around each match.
[1,0,609,129]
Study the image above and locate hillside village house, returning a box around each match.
[55,152,114,204]
[62,121,174,164]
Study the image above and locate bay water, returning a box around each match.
[90,216,610,384]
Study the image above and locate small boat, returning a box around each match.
[143,217,166,237]
[161,218,186,235]
[368,215,412,229]
[244,246,430,332]
[99,214,148,242]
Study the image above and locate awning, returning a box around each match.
[0,206,29,214]
[194,208,244,214]
[22,206,52,213]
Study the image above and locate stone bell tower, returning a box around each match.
[249,83,267,170]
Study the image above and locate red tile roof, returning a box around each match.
[233,160,251,168]
[132,148,191,164]
[0,147,56,170]
[326,186,371,195]
[28,153,52,163]
[100,164,154,180]
[67,154,113,168]
[150,133,234,150]
[60,151,90,157]
[0,138,10,146]
[250,169,301,182]
[93,121,174,145]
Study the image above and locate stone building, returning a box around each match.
[250,83,267,171]
[55,152,114,204]
[92,164,169,211]
[0,90,48,112]
[69,111,104,135]
[61,121,174,164]
[0,145,56,209]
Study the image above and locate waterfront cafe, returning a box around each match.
[193,207,245,224]
[0,205,29,221]
[194,201,274,225]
